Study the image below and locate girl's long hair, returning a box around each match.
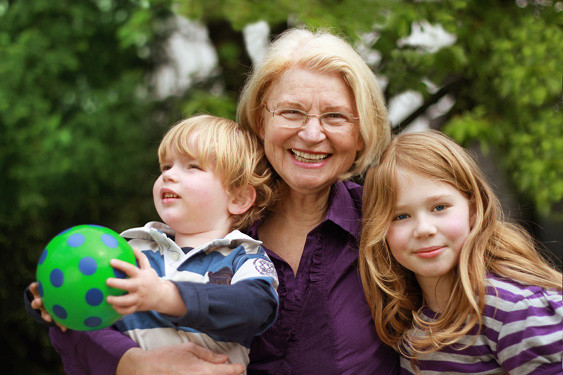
[359,130,561,363]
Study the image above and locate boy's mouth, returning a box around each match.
[162,192,180,199]
[161,188,181,199]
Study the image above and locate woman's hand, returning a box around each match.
[117,342,246,375]
[29,281,67,332]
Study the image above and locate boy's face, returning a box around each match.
[153,147,233,238]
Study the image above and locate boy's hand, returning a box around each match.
[107,248,186,316]
[29,282,68,332]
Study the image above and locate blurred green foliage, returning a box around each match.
[2,0,560,373]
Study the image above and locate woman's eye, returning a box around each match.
[433,204,446,212]
[326,112,345,119]
[279,109,306,120]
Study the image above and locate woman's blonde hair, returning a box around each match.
[359,130,561,363]
[158,114,275,230]
[237,28,390,179]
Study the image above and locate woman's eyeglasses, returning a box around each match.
[263,103,358,130]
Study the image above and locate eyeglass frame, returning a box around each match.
[263,102,359,129]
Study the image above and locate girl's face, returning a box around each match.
[386,169,474,287]
[259,68,364,196]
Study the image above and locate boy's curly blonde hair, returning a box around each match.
[158,114,276,230]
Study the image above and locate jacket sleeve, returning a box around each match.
[169,278,278,347]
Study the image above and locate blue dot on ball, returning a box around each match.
[37,281,44,297]
[85,288,104,306]
[79,256,97,276]
[53,305,68,319]
[67,233,85,247]
[38,249,48,265]
[101,233,119,248]
[84,316,102,328]
[113,267,128,279]
[50,268,64,287]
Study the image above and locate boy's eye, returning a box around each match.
[393,213,409,221]
[187,163,202,170]
[160,165,171,172]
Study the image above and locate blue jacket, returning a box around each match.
[115,221,279,365]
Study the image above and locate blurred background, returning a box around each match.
[1,0,561,373]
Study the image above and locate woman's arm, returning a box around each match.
[117,342,245,375]
[48,325,245,375]
[49,326,137,375]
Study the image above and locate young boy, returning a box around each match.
[111,114,279,366]
[31,115,279,369]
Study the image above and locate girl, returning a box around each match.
[359,130,562,374]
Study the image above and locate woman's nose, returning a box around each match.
[298,116,327,142]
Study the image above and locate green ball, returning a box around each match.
[36,225,136,331]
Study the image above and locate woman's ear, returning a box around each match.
[356,136,364,152]
[257,116,265,140]
[228,185,256,215]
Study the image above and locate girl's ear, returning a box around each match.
[228,185,256,215]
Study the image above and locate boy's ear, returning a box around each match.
[228,185,256,215]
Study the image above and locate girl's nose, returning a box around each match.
[298,116,327,143]
[413,217,437,238]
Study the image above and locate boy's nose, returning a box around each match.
[162,168,177,182]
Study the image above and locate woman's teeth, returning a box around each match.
[291,149,328,162]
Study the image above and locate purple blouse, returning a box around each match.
[246,180,398,374]
[47,180,398,374]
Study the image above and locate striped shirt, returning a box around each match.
[115,222,279,366]
[401,274,563,374]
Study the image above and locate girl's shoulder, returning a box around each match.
[483,273,562,322]
[485,273,561,298]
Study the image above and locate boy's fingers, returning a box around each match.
[107,277,133,291]
[29,282,39,296]
[31,296,43,309]
[107,292,137,307]
[132,247,150,269]
[110,259,139,276]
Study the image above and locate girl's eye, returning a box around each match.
[393,213,409,221]
[433,204,447,212]
[160,165,172,172]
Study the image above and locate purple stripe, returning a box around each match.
[499,323,562,349]
[501,341,563,371]
[416,357,500,372]
[495,305,561,324]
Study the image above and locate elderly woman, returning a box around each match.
[29,28,398,374]
[237,28,396,373]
